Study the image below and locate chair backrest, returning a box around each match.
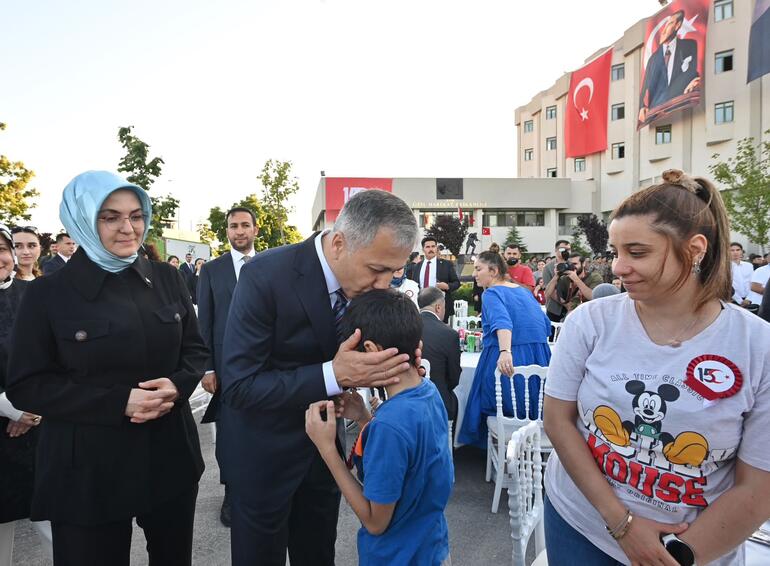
[506,422,544,566]
[494,365,548,424]
[548,321,564,344]
[454,299,469,318]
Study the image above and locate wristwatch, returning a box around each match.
[661,534,696,566]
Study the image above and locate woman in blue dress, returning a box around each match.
[457,251,552,449]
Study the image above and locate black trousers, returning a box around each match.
[51,484,198,566]
[231,451,341,566]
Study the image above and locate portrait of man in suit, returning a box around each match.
[638,9,701,125]
[41,233,76,275]
[409,236,461,322]
[220,189,420,566]
[196,206,258,527]
[417,287,461,421]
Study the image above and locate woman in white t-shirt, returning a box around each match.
[543,169,770,566]
[390,265,419,306]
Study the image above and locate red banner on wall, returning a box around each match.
[565,49,613,158]
[325,178,393,222]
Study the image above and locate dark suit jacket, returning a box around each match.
[409,258,461,319]
[41,254,66,276]
[219,235,344,509]
[6,249,207,525]
[196,252,237,423]
[420,311,461,421]
[640,38,699,110]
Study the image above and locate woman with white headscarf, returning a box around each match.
[0,223,51,565]
[6,171,208,566]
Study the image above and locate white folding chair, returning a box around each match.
[548,322,563,344]
[486,365,549,513]
[507,422,546,566]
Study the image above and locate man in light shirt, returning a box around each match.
[748,263,770,306]
[730,242,754,306]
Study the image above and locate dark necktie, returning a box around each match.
[664,45,671,74]
[423,260,431,288]
[332,288,348,344]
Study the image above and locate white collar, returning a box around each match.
[58,253,71,263]
[231,247,255,263]
[314,230,342,295]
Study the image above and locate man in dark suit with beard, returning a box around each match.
[418,287,461,422]
[220,190,420,566]
[639,10,701,124]
[409,236,461,322]
[196,206,257,527]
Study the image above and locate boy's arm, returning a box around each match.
[307,401,395,535]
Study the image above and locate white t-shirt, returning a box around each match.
[545,293,770,566]
[394,278,420,306]
[731,261,754,303]
[748,264,770,305]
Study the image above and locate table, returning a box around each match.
[453,352,480,447]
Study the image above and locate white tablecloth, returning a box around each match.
[453,352,481,447]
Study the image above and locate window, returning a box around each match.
[546,137,557,151]
[715,101,734,124]
[545,106,557,120]
[714,0,733,21]
[611,103,625,121]
[655,125,672,144]
[611,142,625,160]
[715,50,734,73]
[523,120,534,133]
[524,148,534,161]
[611,64,625,81]
[436,178,463,200]
[546,168,557,178]
[419,210,460,228]
[482,210,545,228]
[574,157,586,172]
[558,213,585,236]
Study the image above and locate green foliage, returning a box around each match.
[575,214,609,255]
[117,126,177,240]
[425,215,468,257]
[710,132,770,252]
[453,282,474,304]
[0,122,39,224]
[503,225,527,251]
[569,228,591,258]
[259,159,301,247]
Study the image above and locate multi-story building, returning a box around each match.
[515,0,769,244]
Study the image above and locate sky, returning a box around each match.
[1,0,659,238]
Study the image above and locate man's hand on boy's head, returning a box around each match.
[305,401,338,457]
[334,390,370,423]
[333,329,409,389]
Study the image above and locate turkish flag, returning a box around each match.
[482,227,491,236]
[565,49,613,158]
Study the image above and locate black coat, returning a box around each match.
[196,252,237,424]
[409,258,461,319]
[420,311,461,421]
[41,254,66,276]
[0,279,36,523]
[6,248,207,526]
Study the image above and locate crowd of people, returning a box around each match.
[0,167,768,566]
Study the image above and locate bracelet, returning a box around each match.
[499,349,511,353]
[606,510,633,540]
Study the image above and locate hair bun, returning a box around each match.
[662,169,701,193]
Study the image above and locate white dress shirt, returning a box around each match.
[731,260,754,302]
[231,248,255,281]
[664,38,677,85]
[58,253,71,263]
[418,257,438,288]
[748,264,770,305]
[315,231,344,396]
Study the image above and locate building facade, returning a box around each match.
[515,0,769,246]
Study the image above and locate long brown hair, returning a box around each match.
[610,170,732,309]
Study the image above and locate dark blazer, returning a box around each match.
[420,311,461,421]
[409,258,462,319]
[640,38,699,110]
[219,235,344,513]
[42,254,66,276]
[196,252,237,423]
[6,249,207,526]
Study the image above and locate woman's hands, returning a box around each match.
[305,400,338,458]
[6,412,41,437]
[616,515,688,566]
[125,378,179,423]
[497,351,514,377]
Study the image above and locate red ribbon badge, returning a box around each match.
[685,354,743,401]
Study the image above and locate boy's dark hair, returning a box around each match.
[730,242,743,250]
[342,289,422,365]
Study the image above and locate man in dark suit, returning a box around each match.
[409,236,461,322]
[41,233,76,275]
[196,206,257,527]
[220,189,420,566]
[638,9,700,123]
[178,252,195,296]
[417,287,461,421]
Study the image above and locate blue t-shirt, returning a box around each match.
[358,379,454,566]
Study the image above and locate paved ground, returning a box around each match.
[13,421,534,565]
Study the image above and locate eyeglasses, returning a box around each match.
[97,213,147,231]
[11,226,39,235]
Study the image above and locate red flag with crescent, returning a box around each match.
[565,49,613,158]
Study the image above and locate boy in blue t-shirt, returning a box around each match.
[305,289,454,566]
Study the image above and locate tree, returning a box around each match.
[576,214,609,255]
[425,215,468,258]
[569,228,591,258]
[710,132,770,252]
[0,122,38,224]
[503,225,527,252]
[259,159,301,246]
[117,126,177,240]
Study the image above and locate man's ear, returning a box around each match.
[362,340,382,354]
